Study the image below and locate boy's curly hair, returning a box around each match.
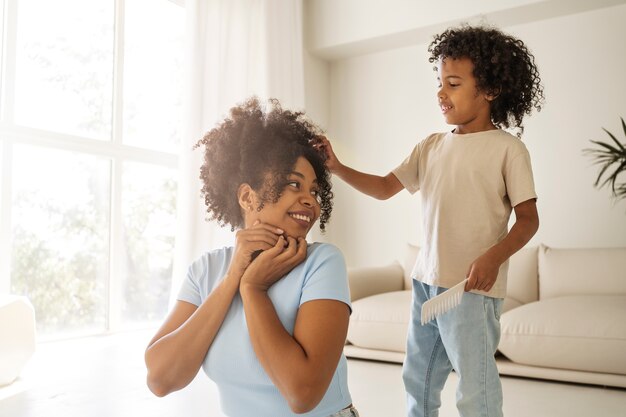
[194,97,333,232]
[429,25,544,136]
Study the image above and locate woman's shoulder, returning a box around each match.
[304,242,347,271]
[307,241,343,258]
[188,246,234,282]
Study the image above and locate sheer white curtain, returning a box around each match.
[171,0,305,301]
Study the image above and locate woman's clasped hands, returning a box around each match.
[229,220,308,293]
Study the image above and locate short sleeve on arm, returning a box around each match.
[176,255,209,307]
[392,143,421,194]
[506,147,538,207]
[300,244,351,311]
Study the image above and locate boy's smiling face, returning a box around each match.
[437,57,496,134]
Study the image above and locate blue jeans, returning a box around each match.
[402,280,504,417]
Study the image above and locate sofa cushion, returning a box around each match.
[499,295,626,374]
[0,295,36,385]
[538,245,626,299]
[348,263,405,302]
[347,290,411,353]
[504,247,538,312]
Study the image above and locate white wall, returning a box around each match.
[305,3,626,268]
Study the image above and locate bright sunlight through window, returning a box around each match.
[0,0,184,339]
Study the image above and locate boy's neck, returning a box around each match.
[452,122,497,135]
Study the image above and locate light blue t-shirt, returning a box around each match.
[177,242,353,417]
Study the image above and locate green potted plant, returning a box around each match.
[583,117,626,202]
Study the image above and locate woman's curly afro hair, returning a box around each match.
[194,97,333,232]
[429,25,544,136]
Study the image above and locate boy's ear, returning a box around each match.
[485,87,501,102]
[237,183,256,212]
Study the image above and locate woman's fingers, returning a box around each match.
[231,223,285,271]
[250,222,283,235]
[237,225,283,249]
[241,236,308,291]
[274,236,307,267]
[261,235,306,263]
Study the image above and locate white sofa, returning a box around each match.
[344,244,626,388]
[0,295,36,386]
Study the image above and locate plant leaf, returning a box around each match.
[602,127,625,151]
[608,160,626,194]
[589,139,621,154]
[584,117,626,202]
[594,161,615,187]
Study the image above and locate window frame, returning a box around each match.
[0,0,181,334]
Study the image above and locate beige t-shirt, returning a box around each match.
[392,129,537,298]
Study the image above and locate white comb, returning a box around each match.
[420,279,468,325]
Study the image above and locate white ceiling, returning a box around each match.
[305,0,626,60]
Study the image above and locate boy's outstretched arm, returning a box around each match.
[315,136,403,200]
[465,198,539,292]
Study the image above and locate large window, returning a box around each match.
[0,0,184,338]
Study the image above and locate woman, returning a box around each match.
[145,98,359,417]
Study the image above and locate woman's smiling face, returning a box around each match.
[244,157,321,238]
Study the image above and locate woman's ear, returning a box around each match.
[237,183,255,212]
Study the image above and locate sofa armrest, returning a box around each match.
[347,262,406,302]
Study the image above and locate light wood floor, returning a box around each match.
[1,330,625,417]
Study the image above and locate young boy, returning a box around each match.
[317,25,544,417]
